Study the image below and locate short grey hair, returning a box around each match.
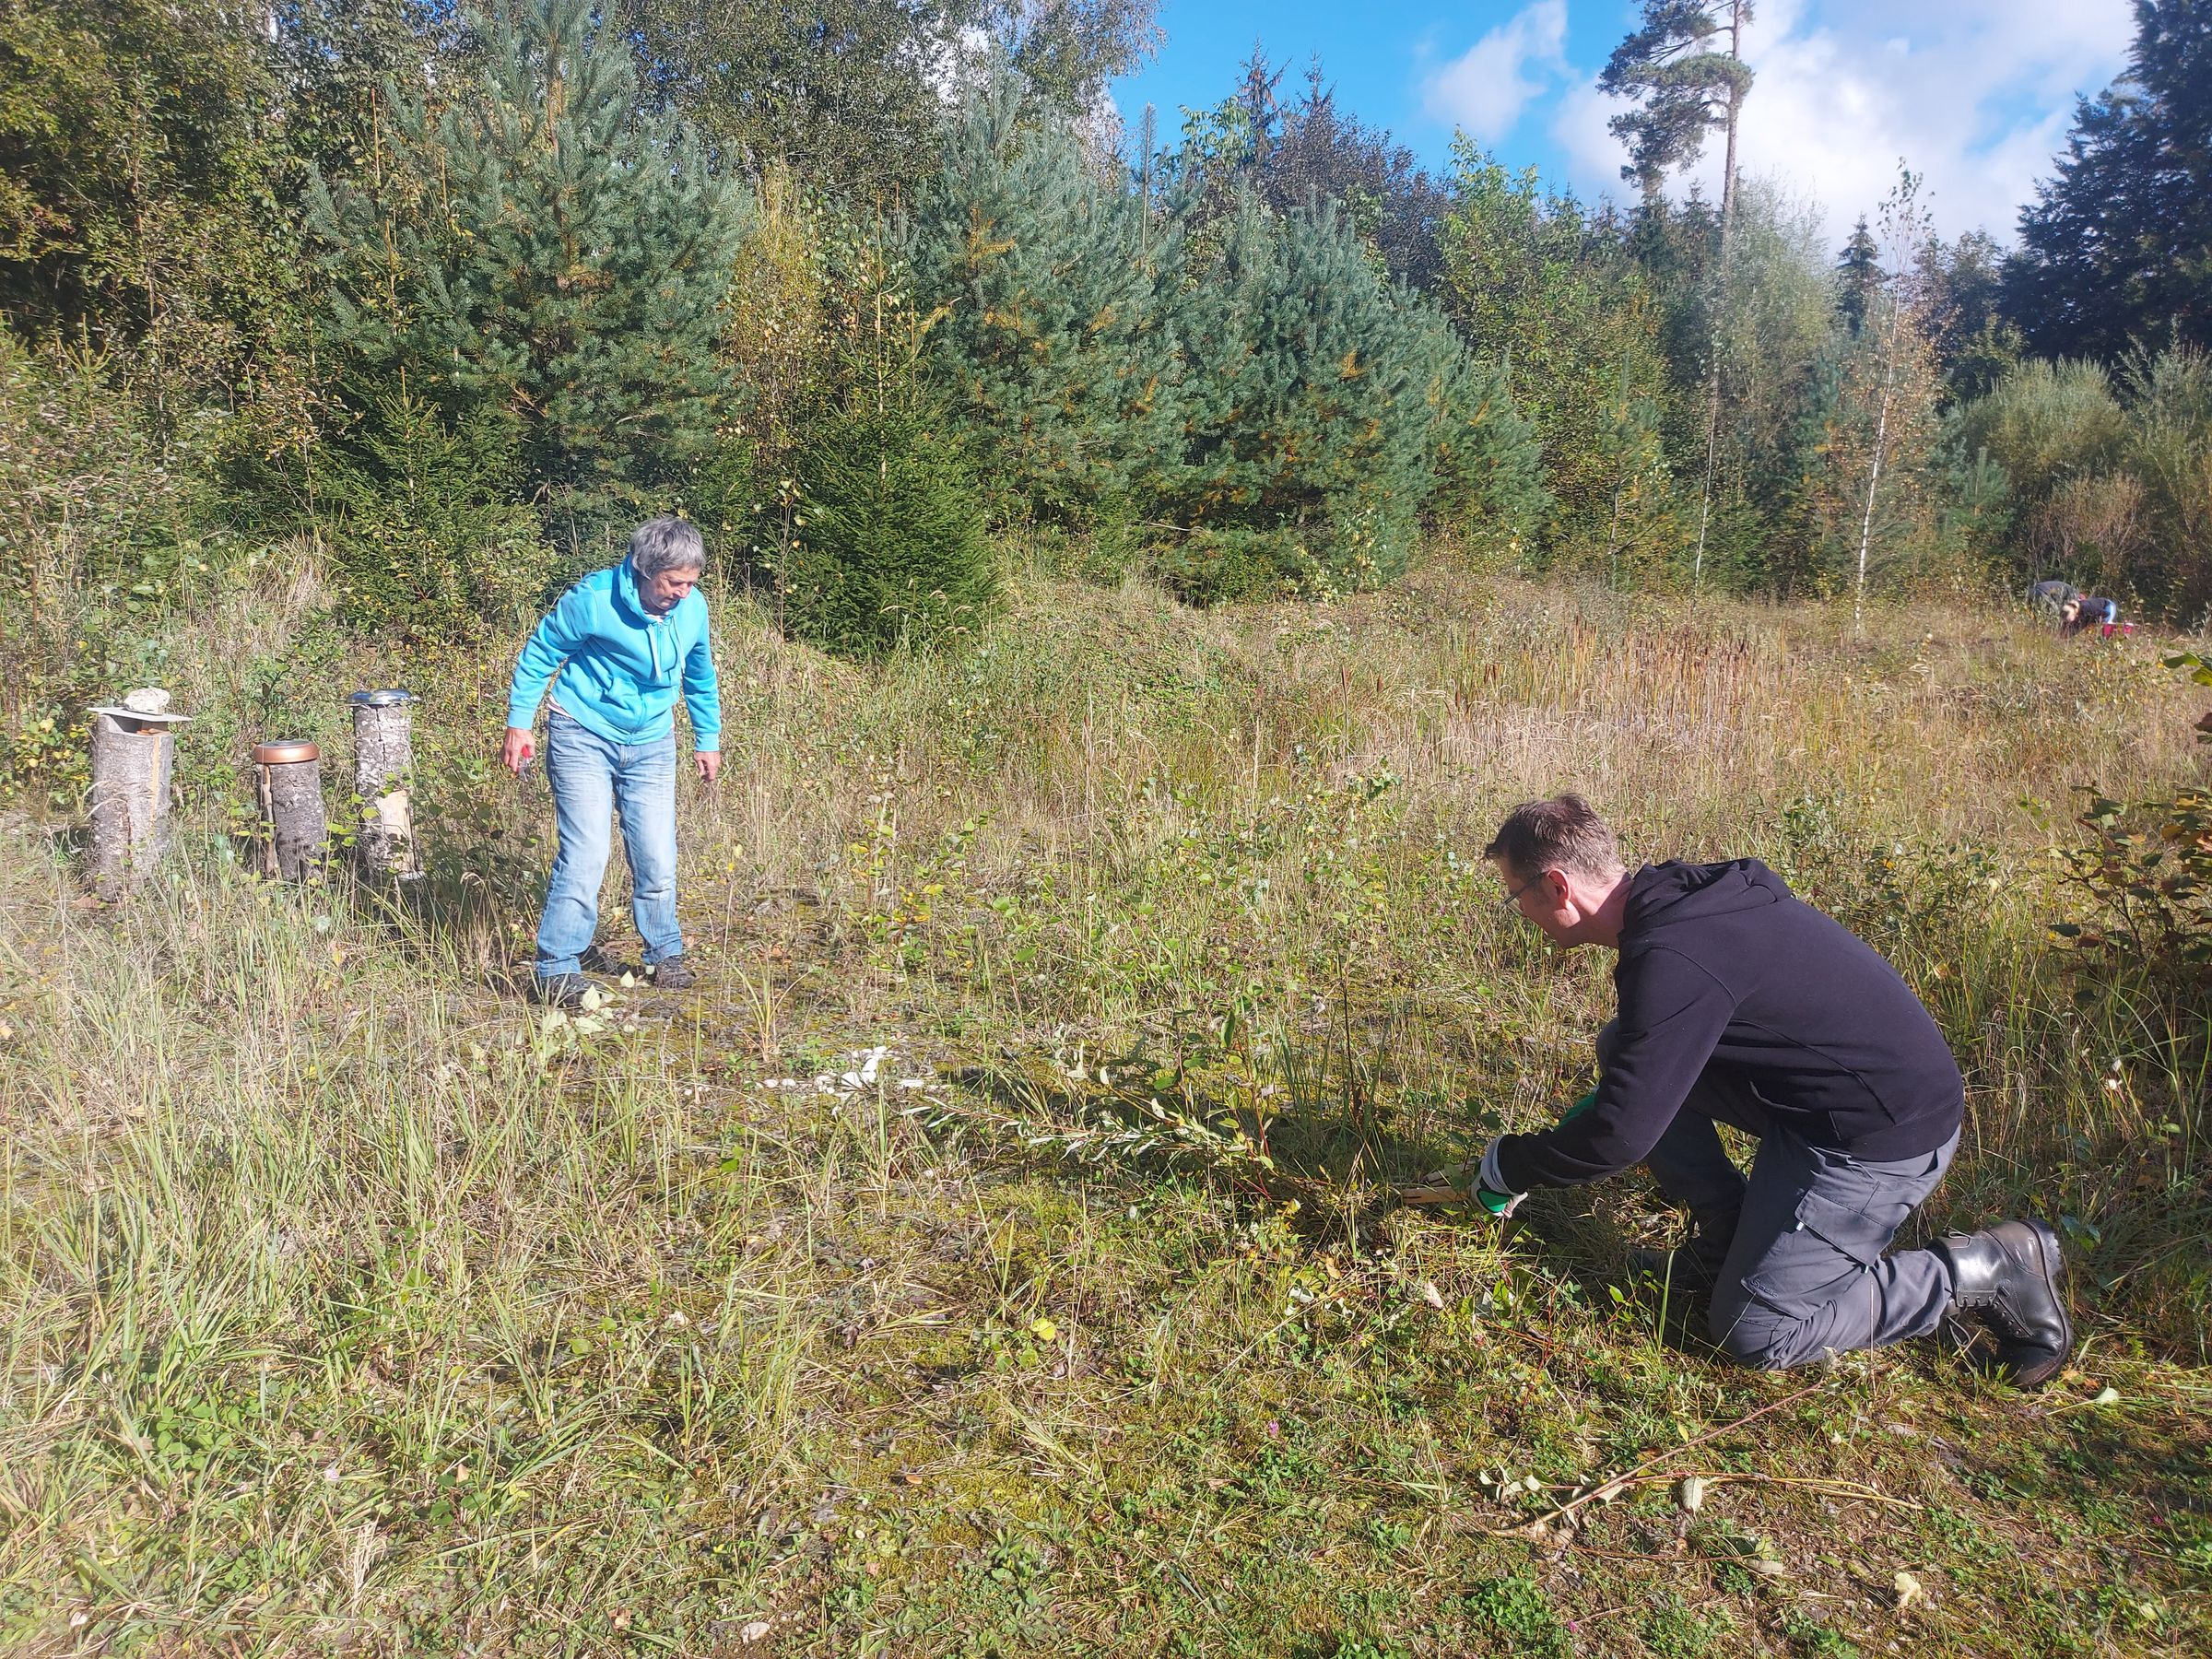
[629,516,706,580]
[1485,794,1624,879]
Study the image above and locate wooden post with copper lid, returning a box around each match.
[253,739,327,880]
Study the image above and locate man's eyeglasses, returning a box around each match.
[1498,870,1551,912]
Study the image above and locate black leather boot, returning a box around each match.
[1934,1220,2073,1389]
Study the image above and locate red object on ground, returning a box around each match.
[2100,621,2136,638]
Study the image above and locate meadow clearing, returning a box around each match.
[1,556,2207,1656]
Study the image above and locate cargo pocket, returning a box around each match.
[1736,1187,1883,1318]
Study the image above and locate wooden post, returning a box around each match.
[348,688,418,879]
[86,688,186,899]
[252,740,327,881]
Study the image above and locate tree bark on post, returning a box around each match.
[348,689,418,879]
[253,740,327,881]
[86,689,186,899]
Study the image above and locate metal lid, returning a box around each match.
[348,688,415,707]
[252,739,321,765]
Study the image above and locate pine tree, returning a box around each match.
[2006,0,2212,360]
[784,406,995,657]
[1600,1,1754,584]
[1836,217,1881,335]
[1170,194,1500,595]
[904,76,1182,528]
[306,0,750,535]
[1599,1,1755,214]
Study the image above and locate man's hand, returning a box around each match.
[694,750,722,784]
[500,725,534,776]
[1476,1136,1527,1218]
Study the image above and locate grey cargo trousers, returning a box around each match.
[1598,1023,1961,1371]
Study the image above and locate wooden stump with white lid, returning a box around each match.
[86,688,187,899]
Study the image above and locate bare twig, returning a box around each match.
[1485,1380,1828,1537]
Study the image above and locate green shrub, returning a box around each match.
[1952,358,2129,500]
[312,384,549,640]
[779,407,995,657]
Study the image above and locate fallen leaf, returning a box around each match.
[1418,1279,1445,1312]
[1894,1569,1924,1610]
[739,1619,771,1644]
[1677,1475,1706,1513]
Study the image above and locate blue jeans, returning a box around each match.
[535,708,683,980]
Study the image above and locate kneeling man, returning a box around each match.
[1477,795,2072,1385]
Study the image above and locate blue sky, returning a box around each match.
[1109,0,2137,242]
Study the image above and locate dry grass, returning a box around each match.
[0,555,2206,1655]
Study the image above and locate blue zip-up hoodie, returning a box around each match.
[506,560,723,751]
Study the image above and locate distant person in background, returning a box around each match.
[2060,594,2121,637]
[2029,578,2078,617]
[502,518,722,1008]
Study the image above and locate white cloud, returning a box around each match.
[1423,0,1571,143]
[1545,0,2135,241]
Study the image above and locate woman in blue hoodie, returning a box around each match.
[502,518,722,1006]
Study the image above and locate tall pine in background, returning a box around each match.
[2005,0,2212,361]
[905,78,1182,532]
[307,0,751,548]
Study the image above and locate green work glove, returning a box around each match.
[1560,1088,1599,1124]
[1476,1137,1526,1218]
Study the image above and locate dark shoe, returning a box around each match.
[1935,1219,2074,1389]
[648,957,697,990]
[532,972,593,1011]
[579,942,629,976]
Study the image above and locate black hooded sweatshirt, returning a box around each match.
[1492,859,1965,1194]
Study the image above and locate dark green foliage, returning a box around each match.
[617,0,1157,205]
[1170,195,1497,597]
[0,0,298,396]
[2006,0,2212,360]
[1171,51,1449,293]
[904,77,1182,528]
[1598,1,1754,202]
[306,0,750,535]
[1918,229,2018,401]
[312,382,547,637]
[1835,217,1881,335]
[781,406,995,656]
